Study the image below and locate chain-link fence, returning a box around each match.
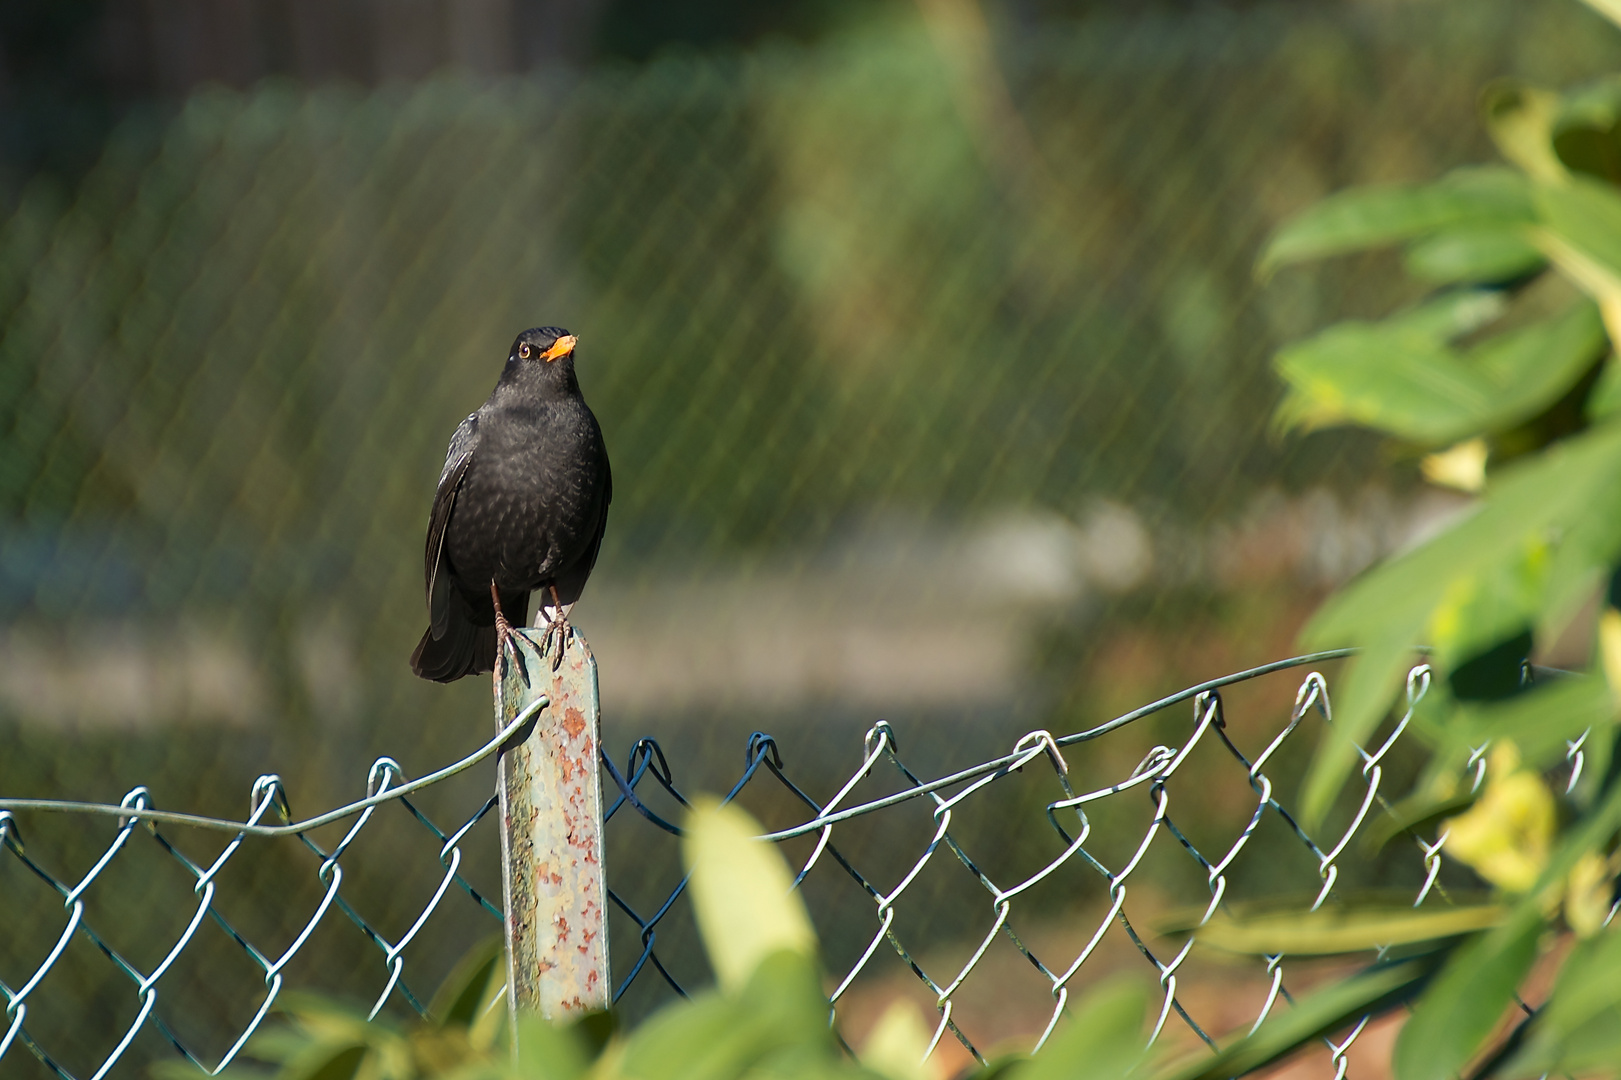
[5,1,1621,1076]
[4,648,1542,1077]
[596,651,1572,1076]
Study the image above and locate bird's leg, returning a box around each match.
[491,580,529,686]
[538,583,573,671]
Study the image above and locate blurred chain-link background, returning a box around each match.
[4,0,1620,1075]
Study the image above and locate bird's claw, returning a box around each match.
[538,614,571,671]
[538,586,572,672]
[492,597,531,688]
[501,629,531,686]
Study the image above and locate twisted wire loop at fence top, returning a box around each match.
[0,654,1569,1076]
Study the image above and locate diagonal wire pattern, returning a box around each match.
[0,653,1568,1075]
[0,757,509,1076]
[599,655,1460,1066]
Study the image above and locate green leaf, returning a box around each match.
[1274,322,1494,441]
[1397,783,1621,1080]
[430,935,504,1029]
[859,999,937,1080]
[683,798,817,992]
[278,1043,370,1080]
[1300,421,1621,824]
[241,1027,316,1064]
[1261,167,1533,272]
[1576,1,1621,33]
[1538,175,1621,283]
[1360,788,1478,855]
[1187,904,1504,957]
[1393,911,1543,1080]
[1535,175,1621,340]
[1586,356,1621,420]
[1484,82,1567,184]
[1554,126,1621,187]
[1454,675,1616,771]
[1554,73,1621,132]
[1274,300,1604,444]
[1152,952,1445,1080]
[269,994,387,1047]
[1505,926,1621,1076]
[976,1055,1030,1080]
[513,1013,594,1080]
[1017,977,1152,1080]
[1529,769,1621,901]
[1469,300,1607,421]
[618,950,837,1080]
[618,989,763,1080]
[1388,289,1510,340]
[1404,227,1545,285]
[568,1010,617,1061]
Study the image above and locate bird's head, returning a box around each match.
[504,326,580,392]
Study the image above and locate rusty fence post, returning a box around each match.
[495,626,610,1032]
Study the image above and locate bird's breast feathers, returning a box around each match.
[446,402,607,587]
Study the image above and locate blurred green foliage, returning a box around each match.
[1260,0,1621,1075]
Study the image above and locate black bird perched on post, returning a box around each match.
[410,326,612,682]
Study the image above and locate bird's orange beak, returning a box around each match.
[540,335,578,362]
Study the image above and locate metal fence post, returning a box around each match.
[495,627,610,1028]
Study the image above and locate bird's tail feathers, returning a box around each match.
[409,589,496,682]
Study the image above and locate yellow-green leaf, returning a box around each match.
[1484,82,1566,183]
[1020,977,1152,1080]
[1577,0,1621,32]
[682,798,817,992]
[1393,908,1543,1080]
[1275,301,1603,445]
[1536,176,1621,343]
[1260,167,1533,273]
[1361,788,1479,855]
[860,999,936,1080]
[429,935,504,1029]
[1404,226,1545,284]
[1453,675,1614,771]
[1189,904,1504,956]
[1505,921,1621,1076]
[513,1013,594,1080]
[1274,323,1491,442]
[1301,421,1621,825]
[1154,954,1443,1080]
[1442,744,1556,894]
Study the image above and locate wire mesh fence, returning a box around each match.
[0,649,1560,1077]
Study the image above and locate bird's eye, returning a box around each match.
[518,343,532,359]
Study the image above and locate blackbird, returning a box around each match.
[410,326,612,682]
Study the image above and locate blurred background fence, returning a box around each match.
[3,0,1621,1075]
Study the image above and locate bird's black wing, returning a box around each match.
[578,452,613,580]
[552,440,613,607]
[425,413,479,638]
[586,452,612,574]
